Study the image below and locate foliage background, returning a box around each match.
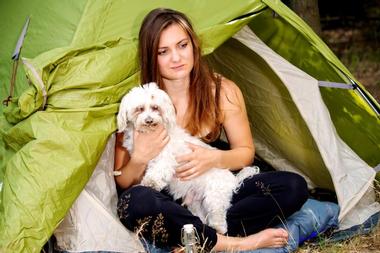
[319,0,380,102]
[293,1,380,252]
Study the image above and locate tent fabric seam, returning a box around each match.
[22,58,47,109]
[262,0,380,112]
[232,26,376,221]
[71,0,91,46]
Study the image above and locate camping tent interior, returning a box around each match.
[0,0,379,252]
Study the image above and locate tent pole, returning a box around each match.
[2,16,30,106]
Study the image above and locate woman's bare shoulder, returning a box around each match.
[218,75,244,106]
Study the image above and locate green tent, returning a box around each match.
[1,0,379,252]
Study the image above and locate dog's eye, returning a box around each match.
[135,106,144,112]
[151,105,159,111]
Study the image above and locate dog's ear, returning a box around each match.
[149,82,158,89]
[142,82,158,89]
[160,91,177,130]
[117,96,129,133]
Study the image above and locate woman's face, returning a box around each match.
[157,23,194,82]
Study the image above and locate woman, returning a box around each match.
[114,8,308,252]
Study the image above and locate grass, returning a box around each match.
[302,26,380,252]
[118,25,380,252]
[297,226,380,253]
[299,25,380,252]
[141,181,380,253]
[296,180,380,253]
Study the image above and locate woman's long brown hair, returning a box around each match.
[139,8,221,142]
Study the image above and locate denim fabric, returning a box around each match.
[328,211,379,242]
[143,198,340,253]
[142,242,171,253]
[220,198,339,253]
[60,199,339,253]
[118,172,307,250]
[59,251,120,253]
[59,251,121,253]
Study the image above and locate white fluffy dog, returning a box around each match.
[117,83,259,234]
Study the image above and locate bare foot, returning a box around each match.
[240,228,288,250]
[171,246,184,253]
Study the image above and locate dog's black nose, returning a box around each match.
[145,116,154,125]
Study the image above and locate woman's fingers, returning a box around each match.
[175,161,200,180]
[133,124,169,162]
[180,170,199,181]
[176,160,196,173]
[175,153,192,165]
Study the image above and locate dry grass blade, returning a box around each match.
[296,181,380,253]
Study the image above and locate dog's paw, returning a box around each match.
[141,177,166,192]
[141,178,159,191]
[236,166,260,182]
[208,215,228,234]
[154,180,168,192]
[212,222,228,235]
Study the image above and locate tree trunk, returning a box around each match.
[290,0,322,36]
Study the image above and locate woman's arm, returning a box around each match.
[216,77,255,169]
[114,125,170,189]
[176,78,254,180]
[114,133,147,189]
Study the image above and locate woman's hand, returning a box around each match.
[175,143,220,180]
[131,124,170,164]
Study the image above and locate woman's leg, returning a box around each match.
[117,185,217,250]
[227,171,308,236]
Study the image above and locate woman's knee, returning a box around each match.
[290,172,308,198]
[117,185,161,220]
[282,172,309,207]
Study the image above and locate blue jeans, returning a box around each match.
[118,171,308,251]
[142,198,340,253]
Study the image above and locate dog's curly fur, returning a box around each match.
[117,82,259,234]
